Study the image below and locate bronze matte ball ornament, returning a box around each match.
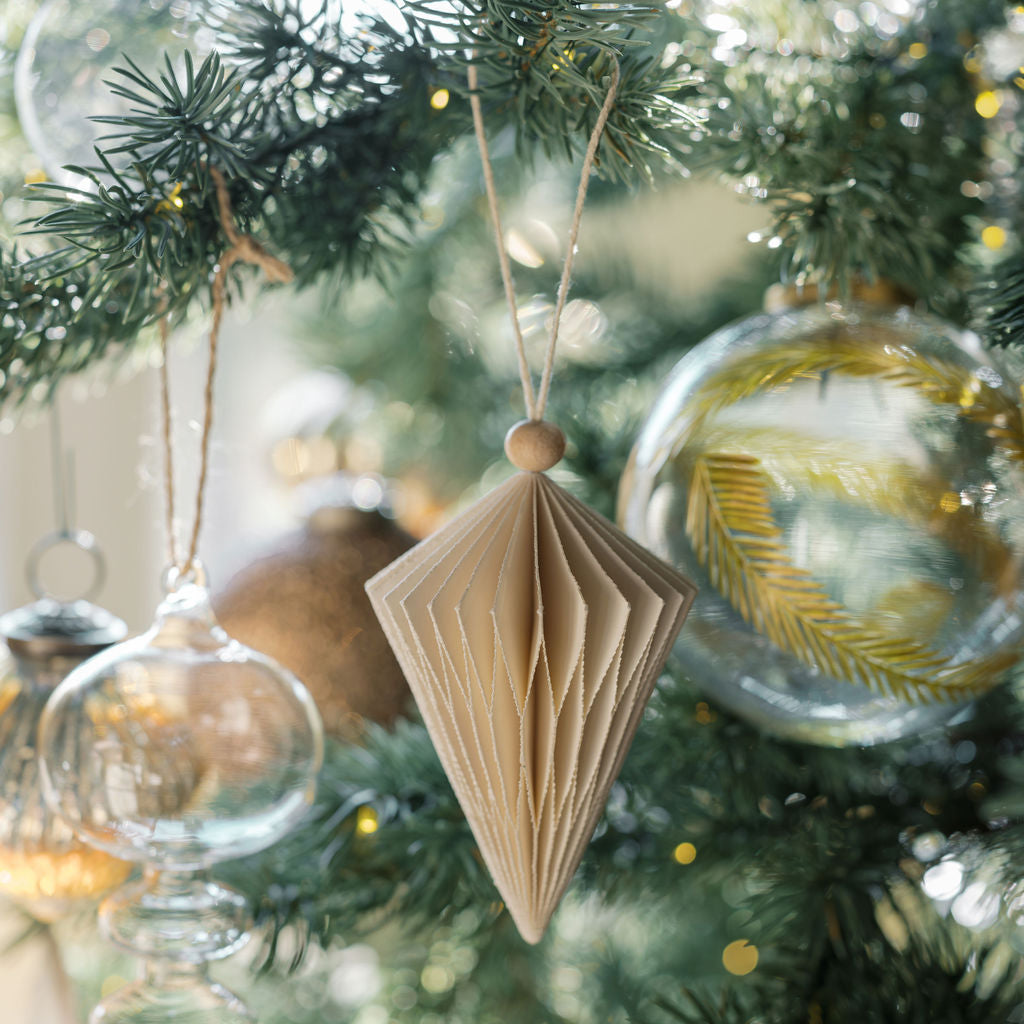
[215,507,415,738]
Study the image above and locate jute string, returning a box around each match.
[467,59,620,422]
[159,167,294,575]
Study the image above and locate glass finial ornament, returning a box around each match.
[619,286,1024,746]
[367,61,697,944]
[35,135,311,1021]
[0,530,131,922]
[39,562,324,1023]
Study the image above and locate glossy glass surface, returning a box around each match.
[38,578,323,1022]
[619,302,1024,745]
[39,582,323,870]
[15,0,206,181]
[87,958,255,1024]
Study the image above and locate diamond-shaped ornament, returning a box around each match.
[366,465,696,943]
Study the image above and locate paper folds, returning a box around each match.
[366,472,696,943]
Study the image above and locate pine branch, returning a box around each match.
[215,717,498,968]
[692,3,1009,300]
[648,929,1024,1024]
[0,28,453,402]
[979,250,1024,349]
[0,245,177,402]
[221,670,1024,1018]
[408,1,704,180]
[0,2,705,405]
[1,0,1019,405]
[685,452,1015,703]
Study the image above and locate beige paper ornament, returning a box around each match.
[366,466,695,942]
[366,62,696,943]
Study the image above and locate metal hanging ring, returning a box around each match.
[26,529,106,603]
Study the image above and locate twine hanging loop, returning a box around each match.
[159,168,294,576]
[467,57,620,428]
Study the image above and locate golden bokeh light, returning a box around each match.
[722,939,759,976]
[356,805,379,835]
[982,225,1007,250]
[695,700,717,725]
[975,91,1001,118]
[673,842,697,865]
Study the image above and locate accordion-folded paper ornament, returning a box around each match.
[366,468,696,943]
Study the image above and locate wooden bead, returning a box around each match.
[504,419,566,472]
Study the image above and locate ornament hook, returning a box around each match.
[26,394,105,602]
[48,393,75,538]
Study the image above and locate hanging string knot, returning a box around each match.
[210,166,295,286]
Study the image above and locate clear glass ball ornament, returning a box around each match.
[39,563,324,1023]
[0,585,130,921]
[15,0,212,182]
[619,298,1024,746]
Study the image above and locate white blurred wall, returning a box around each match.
[0,290,304,632]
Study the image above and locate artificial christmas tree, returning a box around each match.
[2,1,1024,1021]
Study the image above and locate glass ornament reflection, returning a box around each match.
[619,297,1024,745]
[15,0,209,182]
[39,565,324,1023]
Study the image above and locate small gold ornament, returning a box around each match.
[0,570,132,921]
